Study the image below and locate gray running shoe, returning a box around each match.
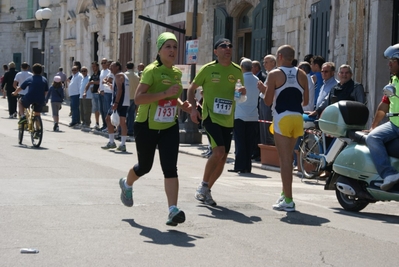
[101,142,117,149]
[166,207,186,226]
[116,145,126,152]
[119,177,133,207]
[203,189,217,206]
[195,184,206,202]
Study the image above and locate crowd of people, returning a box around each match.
[3,33,399,223]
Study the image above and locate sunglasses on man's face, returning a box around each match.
[218,43,233,49]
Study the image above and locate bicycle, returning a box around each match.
[298,114,346,179]
[18,104,44,147]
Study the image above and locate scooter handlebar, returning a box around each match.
[386,112,399,117]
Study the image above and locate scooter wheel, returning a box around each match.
[335,188,369,212]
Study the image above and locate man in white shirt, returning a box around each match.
[68,66,83,127]
[99,58,112,130]
[79,66,92,128]
[13,62,33,117]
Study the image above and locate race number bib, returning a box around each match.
[154,99,177,123]
[213,98,232,115]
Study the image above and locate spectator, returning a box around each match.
[99,58,112,131]
[315,62,338,108]
[45,76,64,131]
[79,66,92,128]
[310,55,325,106]
[1,64,8,98]
[125,61,140,136]
[228,58,259,173]
[56,67,67,83]
[257,54,277,145]
[68,66,83,127]
[85,61,101,130]
[2,62,18,118]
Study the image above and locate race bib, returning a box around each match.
[213,97,232,115]
[154,99,177,123]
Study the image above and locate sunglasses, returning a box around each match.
[101,62,107,64]
[321,70,331,73]
[81,70,87,72]
[218,43,233,49]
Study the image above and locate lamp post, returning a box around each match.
[35,0,52,67]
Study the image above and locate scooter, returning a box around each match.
[320,87,399,211]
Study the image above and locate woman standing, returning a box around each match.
[45,76,64,131]
[119,32,191,226]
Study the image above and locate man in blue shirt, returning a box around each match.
[12,63,48,123]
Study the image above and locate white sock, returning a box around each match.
[120,136,127,146]
[169,205,177,213]
[124,180,132,188]
[109,133,115,143]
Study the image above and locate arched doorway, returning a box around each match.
[236,6,254,60]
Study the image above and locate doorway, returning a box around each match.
[236,6,253,61]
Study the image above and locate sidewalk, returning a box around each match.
[43,100,277,172]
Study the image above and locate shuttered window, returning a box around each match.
[170,0,185,15]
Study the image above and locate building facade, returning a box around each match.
[0,0,398,121]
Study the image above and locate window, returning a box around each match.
[27,0,35,19]
[122,11,133,25]
[170,0,185,15]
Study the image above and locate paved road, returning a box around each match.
[0,100,399,267]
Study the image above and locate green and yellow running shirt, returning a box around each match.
[135,60,183,130]
[193,60,243,127]
[389,75,399,127]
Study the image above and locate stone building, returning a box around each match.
[0,0,62,78]
[1,0,398,120]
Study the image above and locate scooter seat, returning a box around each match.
[347,130,367,144]
[338,101,369,126]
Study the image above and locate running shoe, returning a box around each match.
[116,145,126,152]
[119,177,133,207]
[276,195,285,204]
[204,189,217,206]
[166,207,186,226]
[195,184,206,202]
[272,199,295,212]
[101,142,117,149]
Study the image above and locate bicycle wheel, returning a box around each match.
[18,122,25,145]
[31,115,43,147]
[299,133,323,178]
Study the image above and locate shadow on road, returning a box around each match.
[331,208,399,225]
[122,219,203,247]
[199,205,262,224]
[280,211,330,226]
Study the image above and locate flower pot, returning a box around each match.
[258,144,280,167]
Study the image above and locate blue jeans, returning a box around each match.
[366,121,399,178]
[127,99,136,134]
[102,93,112,126]
[70,95,80,125]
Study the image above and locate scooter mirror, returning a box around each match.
[382,84,397,98]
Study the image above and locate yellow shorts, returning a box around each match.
[272,114,303,138]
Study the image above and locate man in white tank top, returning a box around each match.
[264,45,309,212]
[101,61,130,152]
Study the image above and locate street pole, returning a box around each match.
[40,19,48,66]
[181,0,202,144]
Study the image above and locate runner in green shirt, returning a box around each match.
[188,38,246,206]
[118,32,191,226]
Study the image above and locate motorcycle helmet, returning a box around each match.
[384,43,399,59]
